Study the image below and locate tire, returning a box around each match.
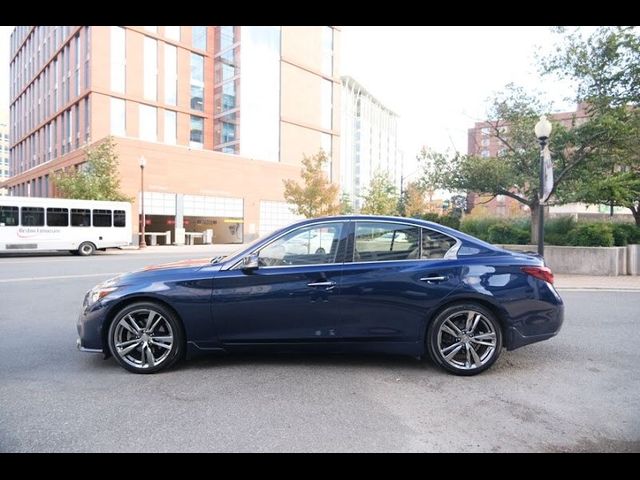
[77,242,96,256]
[107,301,185,374]
[426,303,503,376]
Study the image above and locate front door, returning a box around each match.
[214,221,348,344]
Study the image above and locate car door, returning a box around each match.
[338,220,462,344]
[213,221,348,344]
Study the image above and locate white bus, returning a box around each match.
[0,196,132,256]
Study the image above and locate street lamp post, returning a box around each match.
[534,115,552,257]
[139,156,147,249]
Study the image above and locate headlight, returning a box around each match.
[86,286,119,307]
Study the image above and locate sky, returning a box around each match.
[0,26,582,178]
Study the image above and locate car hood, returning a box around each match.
[102,258,222,287]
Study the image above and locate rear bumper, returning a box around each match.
[505,299,564,350]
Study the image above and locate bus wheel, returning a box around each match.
[78,242,96,256]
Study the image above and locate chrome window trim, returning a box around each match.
[226,219,349,271]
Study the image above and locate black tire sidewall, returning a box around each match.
[427,303,503,376]
[107,301,185,374]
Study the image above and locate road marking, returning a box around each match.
[0,272,121,283]
[0,253,207,265]
[557,288,640,293]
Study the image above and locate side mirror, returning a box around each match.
[241,253,259,271]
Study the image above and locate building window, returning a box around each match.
[110,26,126,93]
[321,27,333,77]
[192,26,206,50]
[164,110,176,145]
[481,137,489,146]
[164,44,177,105]
[190,115,204,148]
[219,26,235,51]
[74,34,80,97]
[190,53,204,111]
[165,26,180,42]
[84,96,90,142]
[481,149,490,157]
[481,127,490,136]
[84,26,91,89]
[110,97,125,136]
[321,79,333,130]
[143,26,157,33]
[139,105,157,142]
[143,36,157,101]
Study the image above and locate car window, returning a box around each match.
[354,222,420,262]
[421,228,457,259]
[258,223,343,266]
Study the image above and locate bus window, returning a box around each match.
[93,209,112,227]
[71,209,91,227]
[0,206,19,226]
[21,207,45,226]
[47,208,69,227]
[114,210,126,227]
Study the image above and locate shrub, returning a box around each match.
[544,216,576,245]
[611,222,640,246]
[487,222,530,245]
[439,213,461,230]
[460,217,503,241]
[566,223,614,247]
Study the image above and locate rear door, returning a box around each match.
[338,221,461,343]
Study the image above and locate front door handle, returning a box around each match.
[420,276,446,283]
[307,281,336,290]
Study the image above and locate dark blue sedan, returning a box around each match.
[77,215,564,375]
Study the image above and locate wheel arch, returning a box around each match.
[101,295,186,358]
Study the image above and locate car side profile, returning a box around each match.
[77,215,564,376]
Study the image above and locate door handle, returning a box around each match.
[420,276,446,283]
[307,281,336,289]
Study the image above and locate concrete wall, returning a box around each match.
[499,244,636,276]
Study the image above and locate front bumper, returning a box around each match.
[76,337,102,353]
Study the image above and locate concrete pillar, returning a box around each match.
[628,244,640,276]
[174,194,185,245]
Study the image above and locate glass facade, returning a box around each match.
[190,53,204,111]
[164,44,177,105]
[237,26,281,162]
[192,26,207,50]
[165,26,180,42]
[143,36,157,100]
[110,26,126,93]
[110,98,125,136]
[190,115,204,148]
[139,105,157,141]
[164,110,176,145]
[321,26,333,77]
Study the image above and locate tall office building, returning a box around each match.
[3,26,340,242]
[0,111,8,195]
[340,75,401,210]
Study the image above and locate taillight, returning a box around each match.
[521,266,554,284]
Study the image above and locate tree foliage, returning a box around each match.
[542,26,640,224]
[51,137,132,201]
[360,170,399,215]
[399,181,429,217]
[283,150,340,218]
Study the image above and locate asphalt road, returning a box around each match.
[0,251,639,452]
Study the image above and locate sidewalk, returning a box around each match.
[103,245,640,291]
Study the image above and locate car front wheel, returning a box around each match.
[108,302,184,374]
[427,303,502,376]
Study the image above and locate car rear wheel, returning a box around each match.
[427,303,502,376]
[108,302,184,374]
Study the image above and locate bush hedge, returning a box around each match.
[487,222,530,244]
[566,223,614,247]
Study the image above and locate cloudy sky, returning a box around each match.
[0,26,582,176]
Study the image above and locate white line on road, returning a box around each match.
[0,272,121,283]
[0,254,201,265]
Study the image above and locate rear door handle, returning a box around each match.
[307,281,336,290]
[420,276,446,283]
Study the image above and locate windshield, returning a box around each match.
[209,231,274,264]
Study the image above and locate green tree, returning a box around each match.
[542,26,640,224]
[52,136,131,201]
[283,150,340,218]
[419,84,613,243]
[360,170,399,215]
